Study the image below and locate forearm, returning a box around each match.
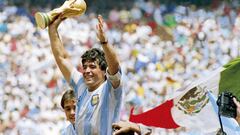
[102,43,119,75]
[48,28,69,61]
[97,15,120,75]
[48,26,73,82]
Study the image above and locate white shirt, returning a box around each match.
[61,124,76,135]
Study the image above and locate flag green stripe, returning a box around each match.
[219,57,240,98]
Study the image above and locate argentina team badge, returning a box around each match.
[91,94,99,106]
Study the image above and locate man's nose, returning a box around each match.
[85,67,91,72]
[70,109,75,115]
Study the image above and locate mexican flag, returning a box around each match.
[129,58,240,134]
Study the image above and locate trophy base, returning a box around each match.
[35,12,50,29]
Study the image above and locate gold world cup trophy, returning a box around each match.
[35,0,87,29]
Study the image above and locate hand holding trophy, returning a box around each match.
[35,0,86,29]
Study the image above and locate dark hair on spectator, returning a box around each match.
[61,89,75,109]
[81,48,107,71]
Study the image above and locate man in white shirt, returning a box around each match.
[48,14,124,135]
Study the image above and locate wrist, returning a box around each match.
[100,40,108,45]
[48,27,58,34]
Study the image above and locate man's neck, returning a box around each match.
[88,80,105,92]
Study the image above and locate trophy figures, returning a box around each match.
[35,0,87,29]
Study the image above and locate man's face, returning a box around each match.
[82,60,105,91]
[64,99,76,124]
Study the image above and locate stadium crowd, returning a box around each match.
[0,0,240,134]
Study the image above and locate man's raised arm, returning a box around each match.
[96,15,120,89]
[48,17,74,83]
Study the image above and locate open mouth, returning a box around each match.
[85,75,93,80]
[70,117,75,121]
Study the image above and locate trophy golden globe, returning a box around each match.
[35,0,86,29]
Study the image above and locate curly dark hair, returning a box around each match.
[61,89,75,109]
[81,48,107,71]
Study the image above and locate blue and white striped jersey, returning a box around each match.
[61,124,76,135]
[70,68,124,135]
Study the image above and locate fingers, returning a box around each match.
[112,122,123,135]
[49,14,65,29]
[113,127,129,135]
[96,24,101,39]
[98,25,104,35]
[96,15,107,42]
[97,15,104,30]
[97,19,103,32]
[113,129,124,135]
[112,123,120,129]
[98,15,104,25]
[65,7,81,13]
[52,17,62,26]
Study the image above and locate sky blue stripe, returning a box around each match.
[76,89,87,118]
[113,86,122,123]
[100,84,109,135]
[70,76,84,97]
[113,85,123,100]
[88,94,98,120]
[207,92,240,132]
[70,78,76,91]
[75,77,84,96]
[83,94,98,135]
[61,124,76,135]
[73,76,85,116]
[83,119,91,135]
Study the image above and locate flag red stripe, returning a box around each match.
[129,99,180,129]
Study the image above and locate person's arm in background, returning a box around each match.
[233,97,240,125]
[112,121,152,135]
[96,15,120,89]
[48,16,74,83]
